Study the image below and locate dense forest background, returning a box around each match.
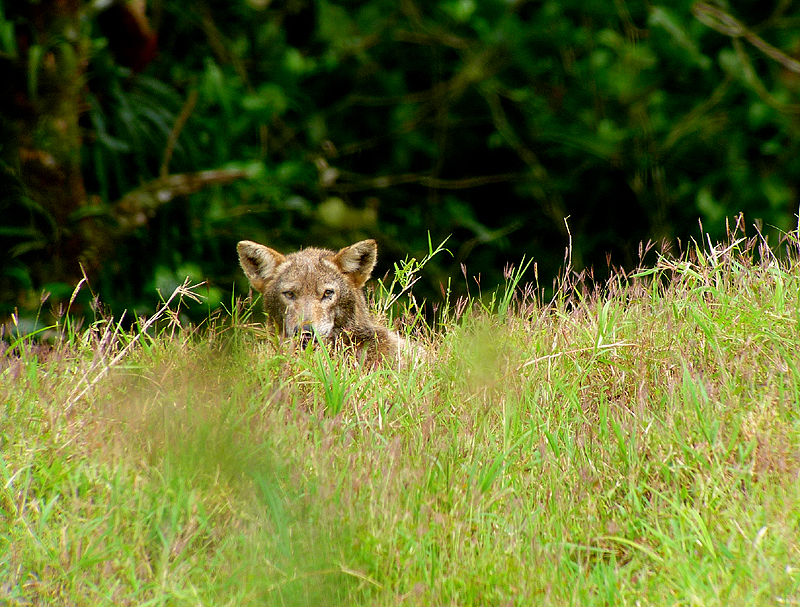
[2,0,800,322]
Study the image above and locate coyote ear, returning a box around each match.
[333,239,378,288]
[237,240,285,292]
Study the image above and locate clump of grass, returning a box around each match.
[2,223,800,605]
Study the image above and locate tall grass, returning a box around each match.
[2,227,799,605]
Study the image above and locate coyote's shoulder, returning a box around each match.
[237,238,418,367]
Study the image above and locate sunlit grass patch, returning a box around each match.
[2,227,800,605]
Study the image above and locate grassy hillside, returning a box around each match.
[2,230,799,606]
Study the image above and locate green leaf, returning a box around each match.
[27,44,43,98]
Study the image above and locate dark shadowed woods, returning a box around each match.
[2,0,800,321]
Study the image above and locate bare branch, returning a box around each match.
[692,2,800,74]
[329,170,531,193]
[160,89,199,178]
[113,168,251,230]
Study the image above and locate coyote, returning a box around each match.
[237,239,417,366]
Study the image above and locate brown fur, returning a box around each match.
[237,239,410,365]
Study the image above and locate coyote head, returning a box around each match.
[237,239,379,348]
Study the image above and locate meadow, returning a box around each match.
[2,228,799,606]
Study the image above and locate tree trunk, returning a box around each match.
[3,0,91,303]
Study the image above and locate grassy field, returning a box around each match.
[2,230,800,606]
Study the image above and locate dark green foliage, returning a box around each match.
[2,0,800,319]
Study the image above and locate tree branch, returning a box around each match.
[692,2,800,74]
[113,168,251,230]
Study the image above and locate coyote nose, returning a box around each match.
[298,322,315,348]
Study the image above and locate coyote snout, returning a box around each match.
[237,238,417,366]
[296,323,316,349]
[282,290,336,348]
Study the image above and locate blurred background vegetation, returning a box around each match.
[2,0,800,323]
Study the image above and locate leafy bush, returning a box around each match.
[2,0,800,318]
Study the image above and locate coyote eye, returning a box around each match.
[282,291,296,300]
[322,289,335,300]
